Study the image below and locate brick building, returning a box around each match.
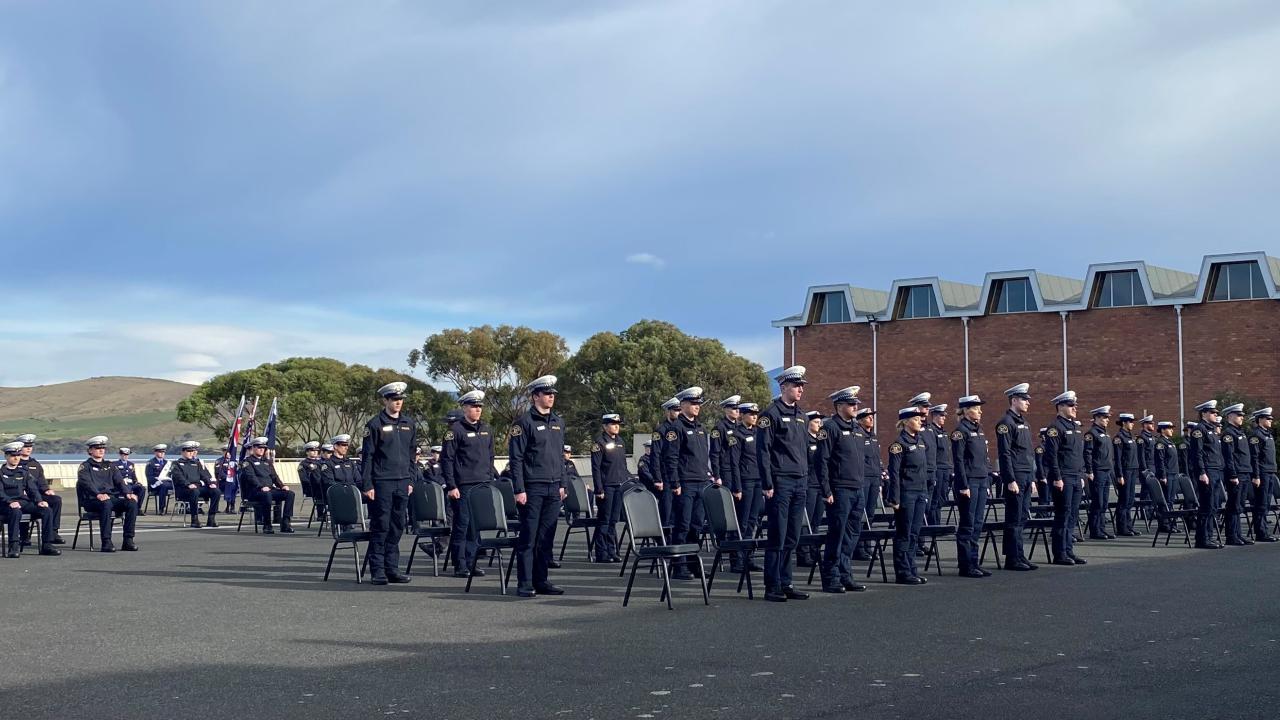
[771,252,1280,445]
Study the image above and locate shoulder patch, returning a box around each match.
[665,431,677,442]
[509,426,522,438]
[1223,434,1233,443]
[1250,436,1260,445]
[1084,433,1093,442]
[591,442,601,453]
[1193,430,1203,439]
[889,442,903,455]
[444,431,455,442]
[727,436,738,446]
[652,432,661,441]
[996,424,1009,435]
[1036,447,1044,455]
[951,431,963,441]
[1113,437,1122,445]
[710,429,720,439]
[758,417,772,429]
[816,429,828,440]
[1047,428,1059,438]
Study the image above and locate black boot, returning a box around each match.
[6,542,20,558]
[122,538,139,551]
[207,514,219,528]
[40,544,61,556]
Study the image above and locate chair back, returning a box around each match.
[1142,475,1169,512]
[496,479,519,521]
[1175,474,1199,509]
[703,484,741,540]
[621,485,665,544]
[466,483,507,534]
[326,484,364,528]
[565,475,591,515]
[412,482,447,524]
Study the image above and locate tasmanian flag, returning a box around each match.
[265,397,279,460]
[238,396,259,463]
[224,394,246,485]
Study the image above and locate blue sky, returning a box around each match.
[3,1,1279,387]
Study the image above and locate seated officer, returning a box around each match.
[16,434,65,546]
[116,447,149,515]
[3,442,60,558]
[171,441,222,528]
[298,441,326,518]
[146,444,172,515]
[238,437,295,534]
[75,436,139,552]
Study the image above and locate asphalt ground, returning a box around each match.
[2,507,1279,720]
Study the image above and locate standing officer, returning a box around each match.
[75,436,139,552]
[1112,414,1141,536]
[1083,406,1116,540]
[928,404,952,526]
[442,390,496,578]
[240,437,296,534]
[215,448,237,513]
[952,395,990,577]
[908,393,938,526]
[16,434,65,545]
[1220,403,1253,546]
[170,441,222,528]
[1043,391,1086,566]
[3,442,60,557]
[757,366,811,602]
[1187,401,1225,549]
[1034,430,1050,508]
[853,407,884,561]
[887,407,930,585]
[651,397,681,527]
[116,448,148,515]
[145,444,169,515]
[360,382,416,585]
[997,383,1037,571]
[710,395,741,500]
[730,401,765,571]
[799,410,825,567]
[591,413,629,563]
[508,375,568,598]
[665,386,711,581]
[1249,408,1279,542]
[638,441,657,494]
[1154,421,1182,532]
[814,386,868,593]
[1137,416,1158,512]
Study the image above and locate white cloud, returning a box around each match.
[173,353,221,369]
[625,253,666,270]
[163,370,218,386]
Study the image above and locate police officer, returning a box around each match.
[1153,421,1181,532]
[814,386,868,593]
[16,434,65,545]
[651,397,681,527]
[997,383,1037,571]
[75,436,139,552]
[757,366,811,602]
[928,404,952,526]
[730,402,765,572]
[799,410,825,567]
[887,407,930,585]
[360,382,416,585]
[1220,403,1253,546]
[638,441,657,494]
[709,395,741,503]
[908,393,938,526]
[853,407,884,561]
[3,442,60,557]
[1187,400,1225,549]
[239,437,295,534]
[1083,406,1115,540]
[171,441,222,528]
[591,413,629,563]
[145,444,169,515]
[442,390,496,578]
[1043,391,1086,566]
[665,387,711,581]
[298,441,324,516]
[1034,430,1049,508]
[215,448,236,513]
[1111,413,1141,536]
[952,395,991,577]
[1249,407,1279,542]
[508,375,568,598]
[116,448,148,516]
[1137,415,1157,512]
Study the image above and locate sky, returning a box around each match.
[3,1,1279,388]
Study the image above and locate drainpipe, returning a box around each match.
[1059,311,1069,391]
[1175,305,1185,428]
[962,316,971,395]
[788,326,796,367]
[870,319,879,413]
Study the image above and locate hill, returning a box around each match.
[0,376,216,452]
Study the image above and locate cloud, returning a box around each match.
[163,370,218,386]
[173,353,221,369]
[625,253,666,270]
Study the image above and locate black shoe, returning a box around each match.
[1104,533,1116,539]
[1071,556,1087,565]
[262,526,275,534]
[841,578,867,592]
[453,570,472,579]
[51,536,65,545]
[280,524,296,534]
[1118,531,1137,537]
[1052,558,1076,566]
[916,575,929,584]
[1132,530,1143,536]
[609,556,623,563]
[1257,536,1279,543]
[1240,537,1255,545]
[387,573,412,584]
[1005,560,1033,571]
[99,541,116,553]
[547,559,562,569]
[895,576,925,585]
[851,552,872,561]
[122,539,138,551]
[729,564,745,574]
[764,590,787,602]
[5,543,20,559]
[39,545,61,556]
[517,588,537,598]
[821,583,846,594]
[369,575,389,586]
[207,518,219,528]
[670,570,694,581]
[748,560,765,572]
[1226,539,1249,546]
[535,583,565,595]
[960,569,986,578]
[1088,534,1108,540]
[1024,561,1038,570]
[470,568,486,577]
[782,586,809,599]
[978,568,992,577]
[190,520,202,529]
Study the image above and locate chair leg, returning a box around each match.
[583,526,594,562]
[877,541,888,583]
[618,543,632,577]
[694,556,710,606]
[932,538,943,576]
[623,556,641,607]
[323,541,339,581]
[707,549,722,592]
[464,554,477,593]
[505,549,516,593]
[73,519,82,550]
[657,559,673,610]
[558,525,571,562]
[406,539,418,574]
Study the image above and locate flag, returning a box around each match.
[239,395,259,463]
[225,394,246,484]
[265,397,279,459]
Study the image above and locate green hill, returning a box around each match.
[0,376,216,452]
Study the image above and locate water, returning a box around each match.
[35,454,225,463]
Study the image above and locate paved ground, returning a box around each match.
[3,509,1279,720]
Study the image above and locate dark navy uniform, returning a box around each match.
[730,422,764,563]
[951,417,991,574]
[1249,424,1278,541]
[508,406,566,593]
[1221,423,1250,544]
[637,450,657,493]
[886,428,929,582]
[298,457,325,512]
[996,410,1035,565]
[2,462,55,554]
[928,419,952,525]
[1043,416,1085,562]
[1112,427,1140,535]
[17,457,63,543]
[361,409,416,578]
[590,430,629,562]
[326,453,360,491]
[1083,424,1115,538]
[170,457,221,526]
[117,458,148,515]
[1137,428,1158,504]
[757,398,808,594]
[239,454,295,533]
[651,419,677,525]
[814,414,867,588]
[664,413,710,577]
[76,458,138,549]
[709,418,740,493]
[1187,421,1224,547]
[1034,433,1049,508]
[442,417,496,574]
[146,455,171,514]
[800,430,823,567]
[1154,436,1181,497]
[214,454,236,512]
[858,420,885,558]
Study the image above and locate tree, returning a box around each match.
[177,357,454,456]
[407,325,568,433]
[555,320,772,449]
[1213,389,1277,465]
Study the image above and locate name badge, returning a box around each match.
[842,431,851,435]
[781,417,792,422]
[745,437,754,443]
[382,425,393,432]
[605,443,616,450]
[466,433,476,438]
[536,426,546,431]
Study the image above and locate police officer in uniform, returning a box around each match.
[757,366,811,602]
[887,407,930,585]
[952,395,991,577]
[638,441,657,494]
[3,442,60,557]
[730,402,765,571]
[1083,406,1115,540]
[1220,404,1253,546]
[1249,408,1279,542]
[76,436,139,552]
[1187,401,1225,549]
[442,390,496,578]
[651,397,680,527]
[591,413,629,563]
[814,386,868,593]
[853,407,884,561]
[360,382,416,585]
[215,448,236,513]
[665,387,711,580]
[1112,414,1141,536]
[709,395,741,507]
[170,441,222,527]
[1043,391,1086,566]
[997,383,1037,571]
[146,444,169,515]
[799,410,825,567]
[1034,430,1049,508]
[1154,422,1182,532]
[116,448,148,516]
[508,375,568,598]
[298,441,324,517]
[928,404,952,526]
[908,393,938,528]
[1137,416,1158,513]
[16,434,65,545]
[240,437,295,534]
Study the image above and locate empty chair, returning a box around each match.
[464,483,516,595]
[1144,475,1195,547]
[406,482,452,576]
[702,484,763,599]
[558,475,602,562]
[620,487,708,610]
[322,484,371,583]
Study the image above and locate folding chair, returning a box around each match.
[321,484,370,582]
[621,487,708,610]
[860,527,893,583]
[464,483,516,595]
[703,484,763,599]
[1024,517,1053,562]
[921,524,957,575]
[406,482,451,576]
[72,496,123,551]
[1145,476,1194,547]
[558,475,601,562]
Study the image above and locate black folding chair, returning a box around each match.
[406,483,451,576]
[72,496,123,551]
[464,483,516,595]
[558,475,601,562]
[1024,517,1053,562]
[621,487,708,610]
[860,528,893,583]
[322,485,370,583]
[703,484,762,600]
[1145,476,1193,547]
[921,524,957,575]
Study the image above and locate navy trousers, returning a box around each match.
[1002,470,1034,562]
[1088,470,1112,537]
[449,484,481,572]
[1052,475,1082,560]
[515,483,561,590]
[764,476,806,591]
[593,485,623,560]
[821,486,865,584]
[672,482,706,571]
[892,489,927,580]
[955,484,987,572]
[1115,469,1138,534]
[366,480,407,576]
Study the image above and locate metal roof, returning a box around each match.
[937,280,982,311]
[1144,265,1200,299]
[1035,273,1085,305]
